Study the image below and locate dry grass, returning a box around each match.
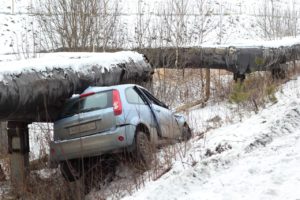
[154,62,300,113]
[153,68,232,108]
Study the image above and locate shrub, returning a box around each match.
[229,83,250,104]
[228,72,279,111]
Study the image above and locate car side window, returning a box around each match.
[125,87,146,105]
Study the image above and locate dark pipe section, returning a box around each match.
[140,44,300,74]
[0,58,153,122]
[1,44,300,122]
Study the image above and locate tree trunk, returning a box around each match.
[205,68,210,102]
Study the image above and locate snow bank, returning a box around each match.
[119,76,300,200]
[0,51,147,78]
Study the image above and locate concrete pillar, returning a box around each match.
[7,121,30,189]
[0,122,8,181]
[0,121,8,154]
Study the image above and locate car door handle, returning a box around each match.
[154,109,160,113]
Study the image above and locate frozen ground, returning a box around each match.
[86,76,300,200]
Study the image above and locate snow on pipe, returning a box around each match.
[0,51,153,122]
[141,44,300,75]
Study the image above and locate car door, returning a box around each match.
[125,87,156,131]
[133,86,163,138]
[139,88,181,139]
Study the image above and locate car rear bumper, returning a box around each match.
[49,125,136,168]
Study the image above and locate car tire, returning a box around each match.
[182,123,192,141]
[135,131,153,170]
[60,160,82,182]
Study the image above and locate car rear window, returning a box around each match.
[59,91,113,119]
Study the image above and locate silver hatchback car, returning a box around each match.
[50,84,191,181]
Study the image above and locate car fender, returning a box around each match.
[129,117,158,143]
[174,113,187,131]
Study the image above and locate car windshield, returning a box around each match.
[59,90,113,119]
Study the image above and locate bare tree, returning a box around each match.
[192,0,215,101]
[284,0,299,37]
[34,0,120,51]
[256,0,299,39]
[217,3,224,44]
[193,0,216,45]
[10,16,39,59]
[135,0,146,49]
[160,0,189,68]
[93,0,120,51]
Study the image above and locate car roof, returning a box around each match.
[82,84,144,94]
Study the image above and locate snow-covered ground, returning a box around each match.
[86,76,300,200]
[1,1,300,198]
[1,0,300,58]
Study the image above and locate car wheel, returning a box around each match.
[182,123,192,141]
[60,160,82,182]
[135,131,153,170]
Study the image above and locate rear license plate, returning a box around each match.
[69,122,96,135]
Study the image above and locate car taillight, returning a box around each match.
[80,92,95,98]
[113,90,122,115]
